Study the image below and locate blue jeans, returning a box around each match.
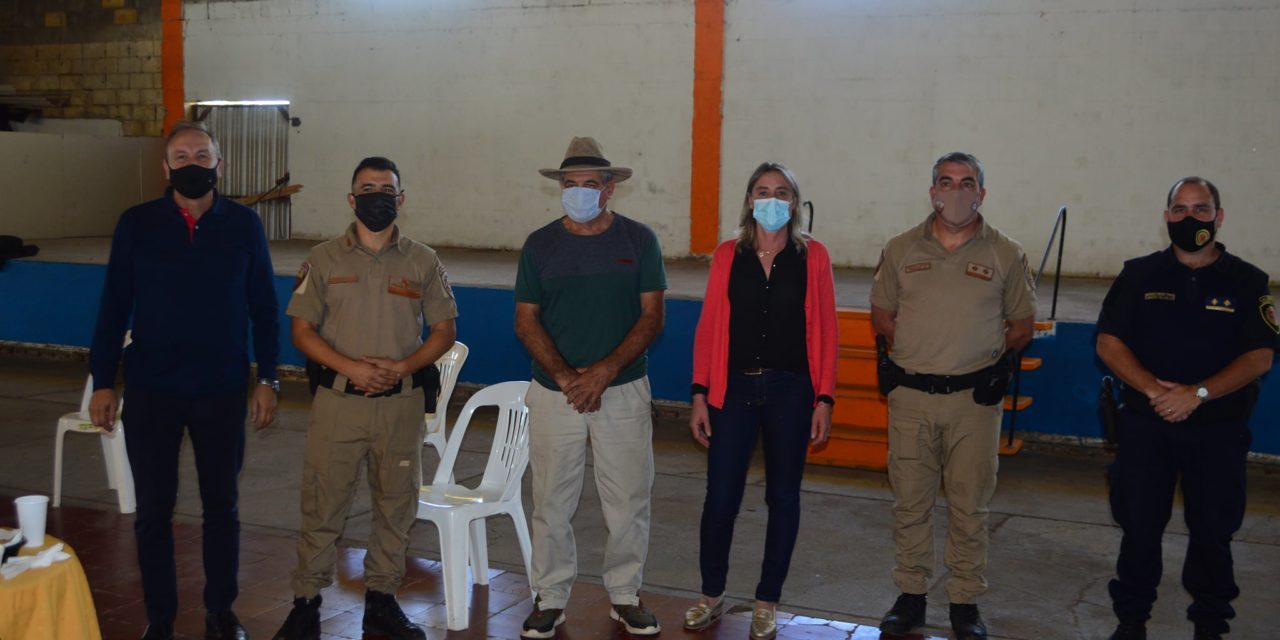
[699,371,814,602]
[123,390,246,625]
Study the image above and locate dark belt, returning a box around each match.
[313,365,427,398]
[892,365,986,394]
[740,367,775,375]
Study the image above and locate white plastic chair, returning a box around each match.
[53,374,136,514]
[415,381,533,631]
[423,341,469,457]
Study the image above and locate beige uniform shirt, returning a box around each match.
[870,214,1036,376]
[287,223,458,360]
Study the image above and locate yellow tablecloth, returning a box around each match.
[0,535,101,640]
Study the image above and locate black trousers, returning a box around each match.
[1108,410,1251,634]
[123,390,246,625]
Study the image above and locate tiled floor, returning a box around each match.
[0,498,938,640]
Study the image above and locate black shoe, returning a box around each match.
[1108,621,1147,640]
[1193,624,1224,640]
[521,596,566,639]
[363,590,426,640]
[206,611,248,640]
[879,593,927,635]
[949,603,988,640]
[141,623,175,640]
[272,595,322,640]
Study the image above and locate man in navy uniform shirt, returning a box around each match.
[1096,177,1277,640]
[89,120,280,640]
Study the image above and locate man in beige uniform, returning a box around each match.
[870,152,1035,640]
[273,157,458,640]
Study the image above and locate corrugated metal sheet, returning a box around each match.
[200,105,291,239]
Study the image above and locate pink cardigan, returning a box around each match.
[692,238,839,409]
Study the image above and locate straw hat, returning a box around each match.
[538,136,632,182]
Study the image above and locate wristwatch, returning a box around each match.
[1195,386,1209,402]
[258,378,280,393]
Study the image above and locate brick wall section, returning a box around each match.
[0,1,163,137]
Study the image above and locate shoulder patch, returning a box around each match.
[1261,295,1279,334]
[873,251,885,281]
[438,262,454,299]
[293,261,311,293]
[1022,254,1036,290]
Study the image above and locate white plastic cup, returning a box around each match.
[15,495,50,548]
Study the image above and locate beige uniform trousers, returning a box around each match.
[291,386,425,597]
[525,377,655,610]
[887,386,1002,603]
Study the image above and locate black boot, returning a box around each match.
[1193,623,1224,640]
[1108,621,1147,640]
[363,590,426,640]
[272,595,322,640]
[205,611,248,640]
[949,603,988,640]
[140,623,174,640]
[879,593,927,635]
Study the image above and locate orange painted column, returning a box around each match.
[160,0,184,133]
[689,0,725,256]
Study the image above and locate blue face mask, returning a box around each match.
[752,197,791,232]
[561,187,603,223]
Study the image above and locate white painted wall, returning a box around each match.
[182,0,1280,276]
[721,0,1280,276]
[183,0,695,253]
[0,132,166,239]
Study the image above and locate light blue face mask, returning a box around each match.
[561,187,603,223]
[752,197,791,232]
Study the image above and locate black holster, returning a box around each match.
[1099,375,1119,444]
[875,334,897,396]
[971,350,1017,406]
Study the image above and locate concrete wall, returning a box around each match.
[183,0,695,252]
[183,0,1280,278]
[719,0,1280,276]
[0,132,166,238]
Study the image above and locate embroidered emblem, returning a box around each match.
[965,262,994,281]
[905,262,931,274]
[388,276,422,299]
[437,262,454,299]
[293,261,311,293]
[1195,229,1212,247]
[1022,254,1035,290]
[616,258,635,265]
[327,275,359,285]
[1261,295,1279,334]
[1204,296,1235,313]
[1144,292,1175,301]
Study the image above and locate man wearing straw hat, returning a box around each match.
[514,137,667,638]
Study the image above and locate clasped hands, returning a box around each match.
[346,356,410,396]
[1148,379,1202,423]
[556,363,618,414]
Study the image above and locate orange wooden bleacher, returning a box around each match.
[806,308,1042,471]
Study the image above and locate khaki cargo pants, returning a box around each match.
[291,386,425,597]
[887,386,1002,604]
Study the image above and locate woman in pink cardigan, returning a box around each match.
[683,162,838,639]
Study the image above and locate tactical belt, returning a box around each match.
[891,363,988,395]
[312,365,427,398]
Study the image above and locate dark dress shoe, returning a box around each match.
[949,603,988,640]
[206,610,248,640]
[879,593,927,635]
[1193,624,1224,640]
[273,595,323,640]
[141,623,175,640]
[1108,621,1147,639]
[364,590,426,640]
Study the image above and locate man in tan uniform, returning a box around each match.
[869,152,1035,640]
[272,157,458,640]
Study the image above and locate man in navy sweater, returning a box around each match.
[89,120,280,640]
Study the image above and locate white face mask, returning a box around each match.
[561,187,603,223]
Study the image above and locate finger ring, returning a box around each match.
[1165,408,1173,414]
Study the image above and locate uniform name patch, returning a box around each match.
[965,262,994,281]
[904,262,931,274]
[388,276,422,299]
[1261,295,1279,334]
[327,275,359,285]
[1144,292,1175,301]
[1204,297,1235,313]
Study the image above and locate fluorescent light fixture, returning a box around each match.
[193,100,290,106]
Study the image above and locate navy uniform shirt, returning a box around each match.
[1096,244,1278,421]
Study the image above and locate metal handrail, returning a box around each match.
[1007,205,1068,447]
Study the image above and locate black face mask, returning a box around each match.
[353,192,399,232]
[168,161,219,199]
[1167,216,1217,252]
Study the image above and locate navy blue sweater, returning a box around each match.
[90,190,279,396]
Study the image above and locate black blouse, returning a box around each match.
[726,243,809,374]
